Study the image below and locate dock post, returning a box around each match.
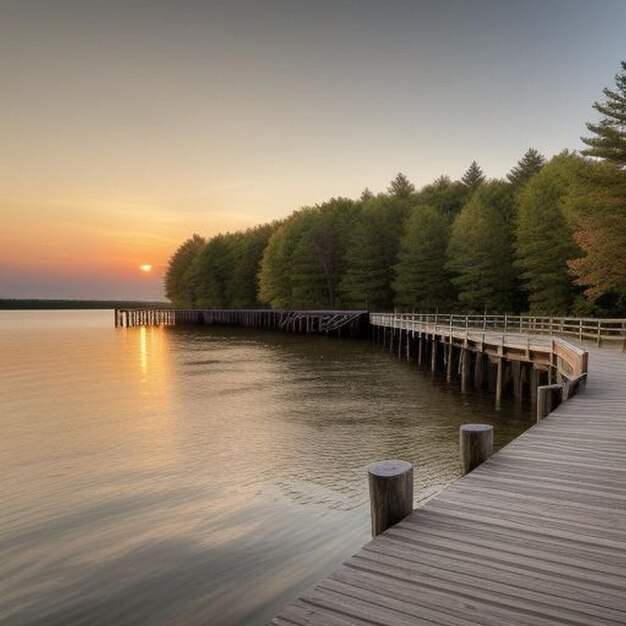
[460,424,494,475]
[367,460,413,537]
[431,338,437,373]
[460,348,470,393]
[495,357,504,408]
[537,384,563,421]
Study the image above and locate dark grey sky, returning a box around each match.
[2,0,625,298]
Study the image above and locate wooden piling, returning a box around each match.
[460,348,470,393]
[460,424,494,475]
[537,383,563,422]
[495,357,503,408]
[367,459,414,537]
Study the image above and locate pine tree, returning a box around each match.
[415,176,469,217]
[507,148,545,186]
[387,172,415,198]
[515,153,581,314]
[461,161,486,190]
[447,181,516,312]
[569,61,626,308]
[393,205,455,310]
[191,234,237,308]
[340,196,410,309]
[581,61,626,166]
[360,187,374,202]
[567,160,626,304]
[228,223,278,308]
[164,234,206,306]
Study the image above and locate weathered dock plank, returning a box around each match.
[270,345,626,625]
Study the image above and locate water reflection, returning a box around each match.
[0,311,532,626]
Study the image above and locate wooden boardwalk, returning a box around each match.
[270,345,626,626]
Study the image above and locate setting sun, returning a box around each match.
[139,264,152,273]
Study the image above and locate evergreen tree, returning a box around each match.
[228,223,278,308]
[581,61,626,166]
[360,187,374,202]
[190,234,237,308]
[258,200,358,308]
[393,205,455,310]
[461,161,486,190]
[415,176,469,217]
[569,61,626,309]
[515,153,582,314]
[387,172,416,198]
[567,160,626,304]
[164,234,206,306]
[258,217,307,308]
[340,196,410,309]
[447,181,516,311]
[507,148,545,186]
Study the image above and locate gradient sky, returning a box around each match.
[2,0,625,300]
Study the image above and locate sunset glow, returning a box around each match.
[139,264,153,273]
[2,1,626,301]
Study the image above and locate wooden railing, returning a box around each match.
[370,312,588,378]
[385,312,626,346]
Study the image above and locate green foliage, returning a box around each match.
[190,233,238,308]
[507,148,545,187]
[340,195,411,309]
[414,176,469,217]
[164,234,206,306]
[393,205,454,310]
[165,62,626,317]
[387,172,416,198]
[581,61,626,166]
[229,223,279,308]
[360,187,374,202]
[515,153,582,314]
[461,161,485,190]
[447,181,516,312]
[258,199,359,308]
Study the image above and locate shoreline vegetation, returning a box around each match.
[0,299,170,310]
[166,62,626,318]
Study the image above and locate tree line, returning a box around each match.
[165,62,626,316]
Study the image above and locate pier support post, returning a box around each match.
[460,348,470,393]
[431,339,437,373]
[474,352,483,390]
[537,384,563,422]
[460,424,494,475]
[367,460,414,537]
[495,357,504,408]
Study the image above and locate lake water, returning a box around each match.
[0,310,531,625]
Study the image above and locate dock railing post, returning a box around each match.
[460,424,494,475]
[367,460,413,537]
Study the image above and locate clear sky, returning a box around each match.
[2,0,625,300]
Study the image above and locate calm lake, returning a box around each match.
[0,310,531,625]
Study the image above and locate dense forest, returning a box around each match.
[165,62,626,316]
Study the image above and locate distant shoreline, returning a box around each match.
[0,299,171,310]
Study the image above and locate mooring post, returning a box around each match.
[367,459,413,537]
[460,424,494,475]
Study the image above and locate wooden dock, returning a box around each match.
[270,344,626,625]
[113,307,626,623]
